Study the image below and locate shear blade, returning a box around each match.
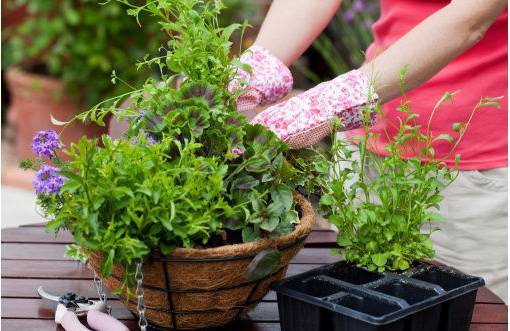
[37,286,61,302]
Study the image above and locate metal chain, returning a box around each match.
[135,260,148,331]
[93,271,112,315]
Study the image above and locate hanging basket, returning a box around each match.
[88,193,315,330]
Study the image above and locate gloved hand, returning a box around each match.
[229,45,293,117]
[250,69,378,149]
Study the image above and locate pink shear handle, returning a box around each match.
[87,310,129,331]
[60,310,92,331]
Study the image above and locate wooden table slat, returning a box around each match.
[472,304,508,324]
[2,278,504,306]
[2,260,93,279]
[1,298,134,319]
[0,319,281,331]
[1,227,74,244]
[2,224,507,330]
[468,325,509,331]
[1,243,341,264]
[1,259,325,279]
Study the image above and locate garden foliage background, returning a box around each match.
[0,0,379,220]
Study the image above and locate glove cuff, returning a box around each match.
[234,45,293,105]
[250,69,379,148]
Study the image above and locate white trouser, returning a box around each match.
[431,167,508,303]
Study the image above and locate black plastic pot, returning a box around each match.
[271,261,484,331]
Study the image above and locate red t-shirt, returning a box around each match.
[348,0,508,170]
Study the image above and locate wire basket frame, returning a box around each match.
[125,237,306,330]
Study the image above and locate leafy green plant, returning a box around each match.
[24,0,303,283]
[293,68,501,272]
[2,0,163,107]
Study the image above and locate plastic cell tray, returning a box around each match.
[271,261,484,331]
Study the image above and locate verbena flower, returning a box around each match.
[352,0,367,13]
[32,129,61,159]
[33,165,65,195]
[342,10,354,23]
[131,132,157,146]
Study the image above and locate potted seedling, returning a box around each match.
[22,0,315,329]
[3,0,163,160]
[274,70,501,331]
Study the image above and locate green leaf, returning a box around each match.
[397,258,410,270]
[245,157,271,173]
[337,232,352,246]
[221,23,241,40]
[433,91,458,110]
[244,249,282,282]
[159,244,172,256]
[383,228,394,241]
[453,122,465,133]
[65,244,88,263]
[432,134,454,144]
[320,195,335,206]
[454,154,461,168]
[270,185,293,212]
[100,249,115,277]
[242,226,261,242]
[266,201,284,217]
[425,211,446,222]
[50,114,70,126]
[60,180,82,194]
[260,217,279,232]
[371,253,387,267]
[136,187,152,197]
[87,212,99,235]
[234,175,259,190]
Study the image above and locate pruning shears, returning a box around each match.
[37,286,128,331]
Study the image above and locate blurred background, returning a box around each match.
[1,0,379,227]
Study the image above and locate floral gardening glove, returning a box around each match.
[250,70,378,149]
[229,45,293,115]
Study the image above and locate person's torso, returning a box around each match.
[349,0,508,169]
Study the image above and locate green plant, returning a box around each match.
[292,68,501,272]
[2,0,162,107]
[24,0,303,283]
[218,0,260,28]
[293,0,380,85]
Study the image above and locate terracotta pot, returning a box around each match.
[5,67,107,161]
[1,1,29,30]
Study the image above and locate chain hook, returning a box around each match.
[93,271,112,315]
[135,260,148,331]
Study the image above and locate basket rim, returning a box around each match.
[88,193,315,262]
[162,193,315,259]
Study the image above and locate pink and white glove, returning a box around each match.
[250,70,378,149]
[229,46,293,114]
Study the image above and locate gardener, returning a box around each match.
[237,0,508,302]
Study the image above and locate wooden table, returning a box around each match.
[2,223,507,330]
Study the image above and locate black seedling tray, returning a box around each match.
[271,261,484,331]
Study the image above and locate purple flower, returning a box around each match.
[363,18,374,29]
[32,129,61,159]
[232,147,244,156]
[342,10,354,23]
[228,147,245,160]
[33,165,65,195]
[352,0,367,13]
[131,132,157,146]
